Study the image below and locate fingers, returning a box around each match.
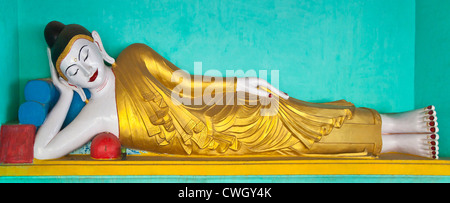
[58,77,74,90]
[48,47,66,90]
[47,47,59,82]
[236,77,290,100]
[48,47,76,94]
[58,77,71,88]
[256,79,289,100]
[256,89,270,98]
[247,87,270,98]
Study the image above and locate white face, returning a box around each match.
[60,39,105,89]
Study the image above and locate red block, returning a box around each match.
[0,124,36,164]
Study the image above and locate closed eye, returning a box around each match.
[64,64,78,76]
[70,69,79,76]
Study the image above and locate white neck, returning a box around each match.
[88,65,115,99]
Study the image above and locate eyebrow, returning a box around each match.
[78,45,88,60]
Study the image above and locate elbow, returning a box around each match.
[33,146,61,160]
[33,146,47,160]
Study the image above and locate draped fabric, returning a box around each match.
[113,44,382,158]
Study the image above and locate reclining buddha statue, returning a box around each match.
[33,21,440,160]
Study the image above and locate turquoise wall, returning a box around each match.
[16,0,415,114]
[0,0,19,124]
[415,0,450,157]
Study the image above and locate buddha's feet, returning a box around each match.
[381,133,439,159]
[380,106,439,159]
[381,105,438,134]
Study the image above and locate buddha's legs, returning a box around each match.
[380,105,439,159]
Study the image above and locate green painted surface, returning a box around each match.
[415,0,450,157]
[1,175,449,183]
[0,0,19,124]
[16,0,415,113]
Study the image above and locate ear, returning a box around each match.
[92,30,115,65]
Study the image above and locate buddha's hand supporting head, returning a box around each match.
[46,47,73,95]
[44,21,115,101]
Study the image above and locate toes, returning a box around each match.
[425,106,438,134]
[425,109,436,116]
[422,140,437,146]
[427,133,439,140]
[420,107,438,133]
[428,126,439,133]
[424,115,437,122]
[422,144,439,151]
[421,149,438,159]
[428,149,439,159]
[427,140,438,146]
[430,150,439,159]
[423,105,437,117]
[427,121,438,127]
[423,136,439,159]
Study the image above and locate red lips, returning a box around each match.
[89,70,98,82]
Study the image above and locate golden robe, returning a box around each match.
[113,43,382,158]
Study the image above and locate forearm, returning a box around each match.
[191,75,236,96]
[170,70,236,98]
[34,91,73,152]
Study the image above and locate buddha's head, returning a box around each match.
[44,21,114,90]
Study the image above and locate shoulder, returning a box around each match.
[122,43,154,54]
[116,43,157,61]
[126,43,151,49]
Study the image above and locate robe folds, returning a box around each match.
[113,43,382,158]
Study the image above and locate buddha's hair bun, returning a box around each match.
[43,21,92,67]
[44,21,66,48]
